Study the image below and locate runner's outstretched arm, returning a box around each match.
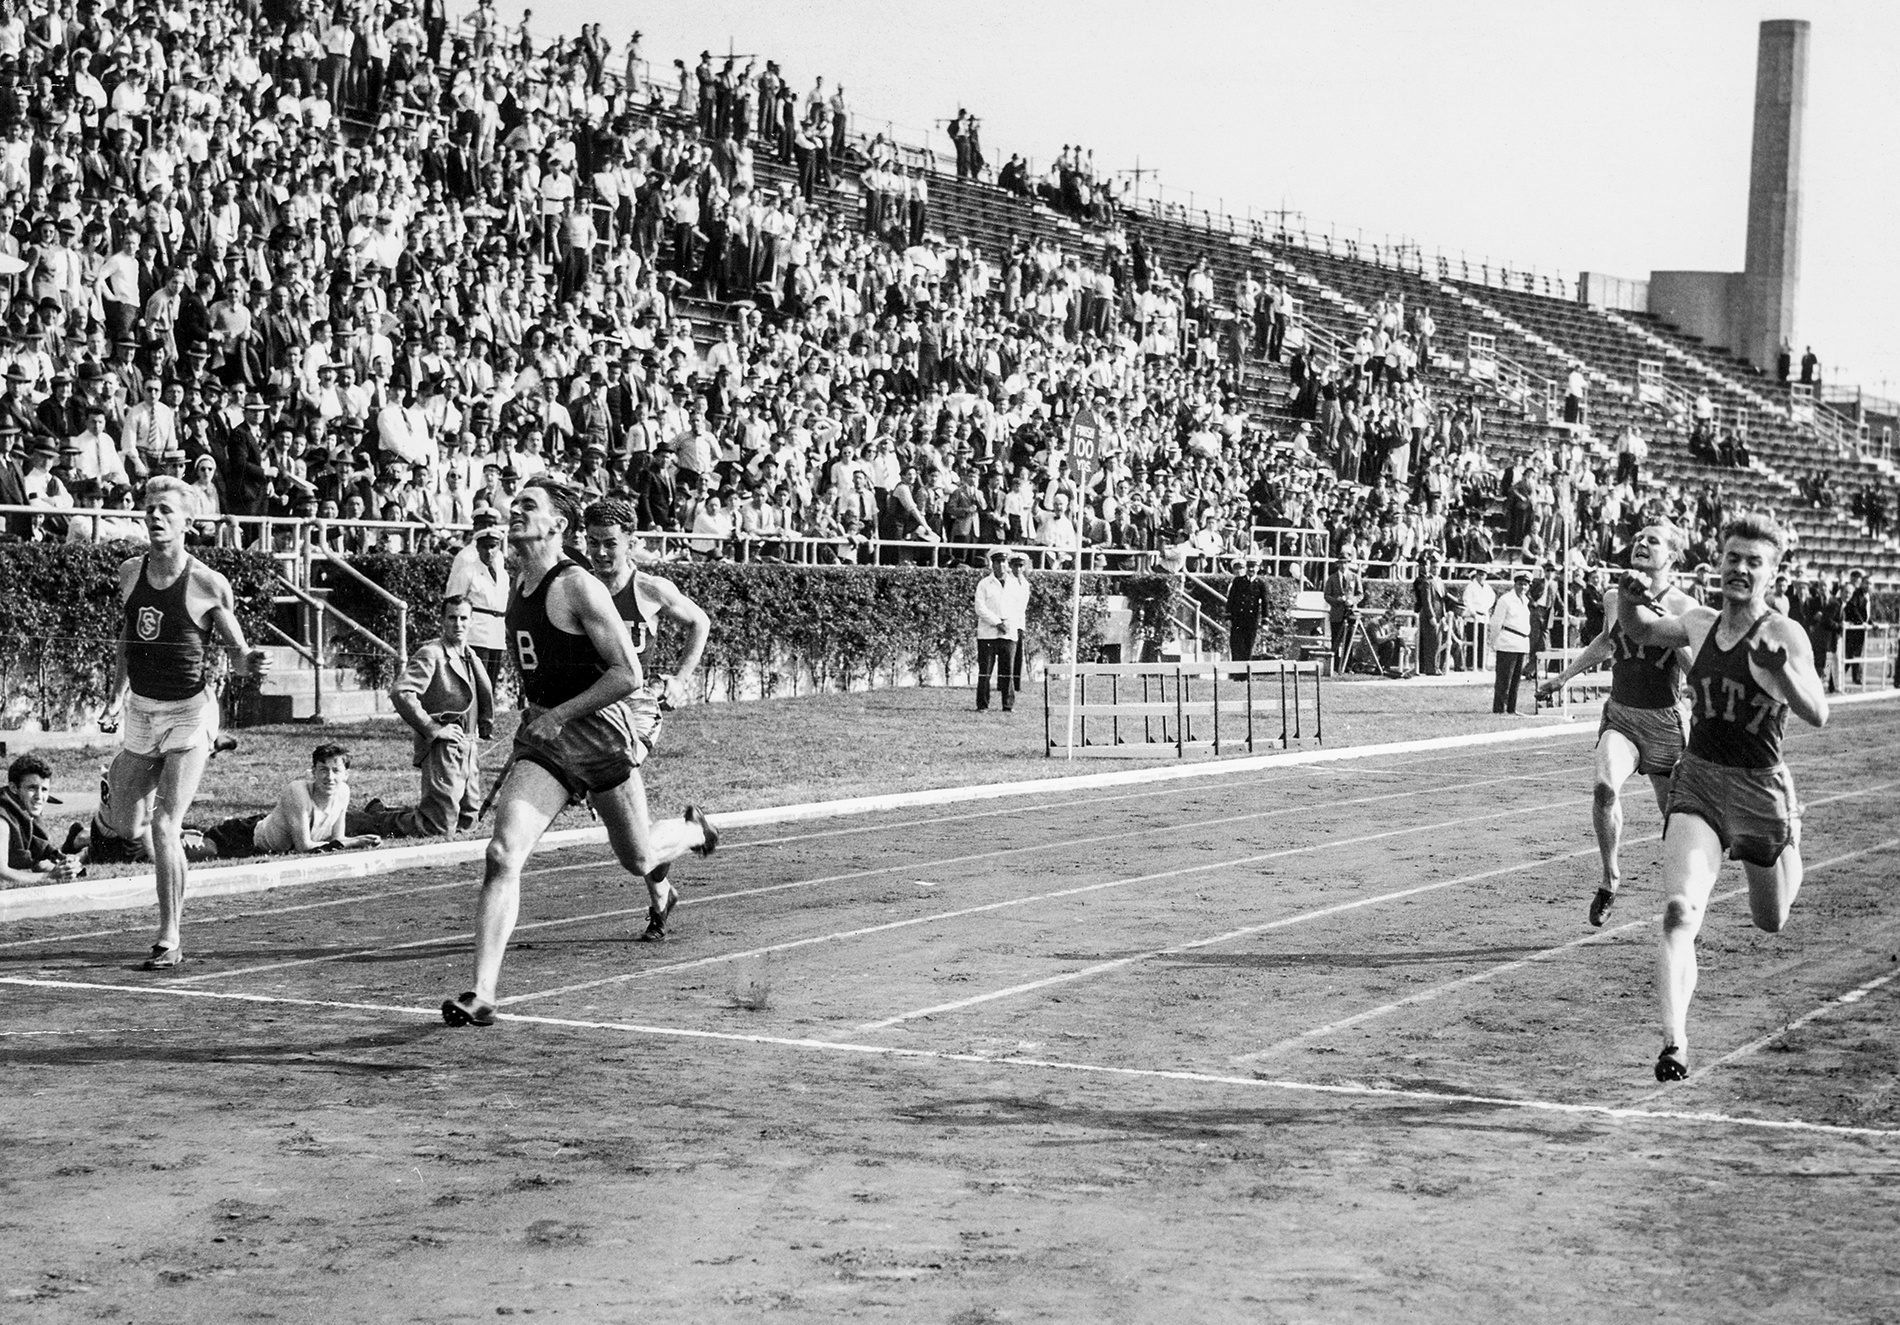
[1616,575,1703,649]
[1752,618,1829,729]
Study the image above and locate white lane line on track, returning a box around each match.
[0,1026,179,1037]
[1648,972,1900,1094]
[846,774,1900,1036]
[503,797,1578,1008]
[1232,824,1900,1064]
[2,973,1895,1141]
[166,769,1570,987]
[0,737,1577,952]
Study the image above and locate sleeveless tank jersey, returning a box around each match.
[1685,613,1788,770]
[123,556,210,701]
[1607,617,1681,709]
[507,559,607,708]
[610,573,660,657]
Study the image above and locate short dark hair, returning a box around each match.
[584,497,638,531]
[524,476,586,537]
[440,594,469,612]
[8,754,51,786]
[1719,512,1788,560]
[311,743,352,768]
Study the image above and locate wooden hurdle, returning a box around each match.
[1042,661,1325,759]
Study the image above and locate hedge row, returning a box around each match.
[8,543,1891,727]
[328,555,1139,696]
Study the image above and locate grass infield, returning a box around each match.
[9,676,1578,880]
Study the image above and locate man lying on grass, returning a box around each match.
[181,744,384,861]
[0,756,80,887]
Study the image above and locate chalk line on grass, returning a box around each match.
[3,973,1894,1142]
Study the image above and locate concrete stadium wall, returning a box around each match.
[1578,272,1649,313]
[1648,271,1744,357]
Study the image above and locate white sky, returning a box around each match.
[522,0,1899,394]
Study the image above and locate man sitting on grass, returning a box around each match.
[184,744,384,860]
[0,756,79,887]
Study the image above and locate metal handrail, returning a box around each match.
[260,621,320,669]
[274,574,401,661]
[309,543,411,660]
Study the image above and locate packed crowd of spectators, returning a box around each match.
[0,0,1884,606]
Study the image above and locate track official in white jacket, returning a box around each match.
[1488,570,1532,714]
[974,548,1017,711]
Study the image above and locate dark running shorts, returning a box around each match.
[1665,751,1801,868]
[510,696,662,799]
[1598,698,1686,777]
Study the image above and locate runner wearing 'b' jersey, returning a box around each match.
[1614,512,1828,1084]
[442,480,718,1028]
[1538,524,1695,926]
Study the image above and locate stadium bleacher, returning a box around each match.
[0,0,1890,616]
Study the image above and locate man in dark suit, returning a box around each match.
[0,420,32,539]
[637,441,682,530]
[1323,559,1365,671]
[223,393,275,522]
[1225,556,1266,662]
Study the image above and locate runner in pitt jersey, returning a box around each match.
[1615,513,1829,1083]
[92,476,271,970]
[583,498,712,941]
[1537,524,1696,926]
[442,480,717,1027]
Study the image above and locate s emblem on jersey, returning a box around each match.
[136,606,163,641]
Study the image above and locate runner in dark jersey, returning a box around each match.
[1538,525,1694,925]
[443,479,718,1028]
[584,498,711,941]
[96,477,269,970]
[1616,513,1828,1083]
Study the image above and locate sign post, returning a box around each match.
[1062,407,1105,759]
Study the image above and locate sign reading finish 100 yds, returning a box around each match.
[1068,406,1108,480]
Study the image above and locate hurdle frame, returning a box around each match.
[1043,661,1325,759]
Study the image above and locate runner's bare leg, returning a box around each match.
[149,747,212,951]
[591,772,709,910]
[469,762,569,1003]
[1591,732,1641,893]
[102,749,161,860]
[1657,814,1725,1053]
[1743,837,1803,934]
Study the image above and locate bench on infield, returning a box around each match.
[1043,661,1325,759]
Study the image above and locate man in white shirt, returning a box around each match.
[1564,368,1587,428]
[376,383,434,467]
[118,376,173,481]
[1459,568,1496,670]
[1488,570,1532,714]
[70,401,128,494]
[443,510,509,685]
[972,547,1017,712]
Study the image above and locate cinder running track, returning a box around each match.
[5,702,1898,1323]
